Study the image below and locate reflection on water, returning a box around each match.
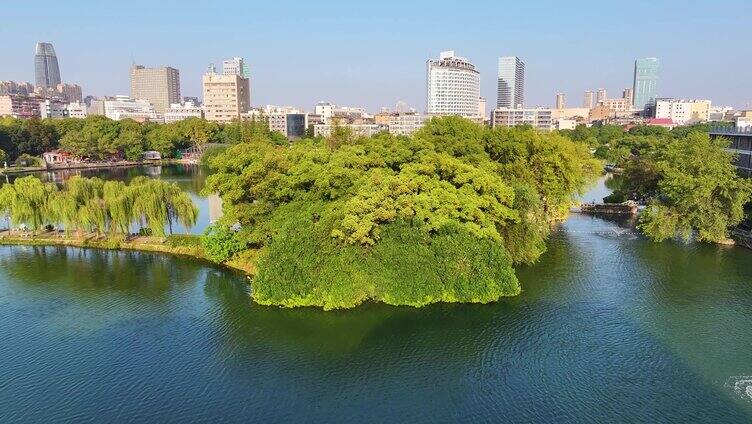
[0,178,751,422]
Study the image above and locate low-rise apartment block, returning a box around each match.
[491,108,553,131]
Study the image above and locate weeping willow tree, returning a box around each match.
[103,180,133,234]
[130,177,198,236]
[0,176,57,232]
[1,175,197,237]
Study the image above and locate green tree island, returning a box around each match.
[204,117,600,309]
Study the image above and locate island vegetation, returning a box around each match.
[203,116,600,309]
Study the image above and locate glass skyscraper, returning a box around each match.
[34,42,61,89]
[632,57,660,111]
[497,56,525,109]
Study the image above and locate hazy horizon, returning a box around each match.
[2,0,751,111]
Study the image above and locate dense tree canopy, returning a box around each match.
[635,133,752,242]
[205,116,599,309]
[0,115,281,163]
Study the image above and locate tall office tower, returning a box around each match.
[202,66,250,123]
[223,57,250,78]
[129,65,181,114]
[497,56,525,108]
[596,88,607,103]
[478,97,487,118]
[555,93,566,110]
[426,51,481,117]
[633,57,660,110]
[34,42,61,89]
[622,87,633,105]
[583,90,594,108]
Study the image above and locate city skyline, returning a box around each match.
[2,1,752,110]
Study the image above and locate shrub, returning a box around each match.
[202,224,247,263]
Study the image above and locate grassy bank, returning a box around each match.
[0,230,257,276]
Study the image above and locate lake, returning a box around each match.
[0,167,751,422]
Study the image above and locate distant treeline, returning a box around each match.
[0,116,284,163]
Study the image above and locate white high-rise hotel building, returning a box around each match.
[426,51,481,118]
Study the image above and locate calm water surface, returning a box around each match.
[0,170,751,423]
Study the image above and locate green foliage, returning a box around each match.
[0,115,291,163]
[637,133,752,242]
[207,116,598,309]
[0,175,198,236]
[0,149,7,163]
[201,225,247,263]
[252,202,519,310]
[201,145,228,168]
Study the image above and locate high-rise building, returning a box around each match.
[583,91,594,109]
[129,65,181,114]
[478,97,487,118]
[202,65,251,123]
[633,57,660,110]
[222,57,250,78]
[555,93,566,110]
[34,42,61,89]
[596,89,607,103]
[622,88,633,105]
[426,51,481,117]
[497,56,525,109]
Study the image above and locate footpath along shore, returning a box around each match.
[0,230,256,276]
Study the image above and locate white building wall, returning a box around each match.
[426,51,481,118]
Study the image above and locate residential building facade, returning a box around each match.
[491,108,552,132]
[388,113,428,136]
[0,95,42,118]
[39,99,69,119]
[426,51,481,118]
[164,101,204,123]
[103,95,161,122]
[202,70,251,123]
[654,99,711,125]
[313,124,384,138]
[56,83,83,103]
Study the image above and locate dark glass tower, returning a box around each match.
[34,42,61,89]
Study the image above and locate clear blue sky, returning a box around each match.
[2,0,750,111]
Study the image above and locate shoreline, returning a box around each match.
[0,158,198,176]
[0,231,256,277]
